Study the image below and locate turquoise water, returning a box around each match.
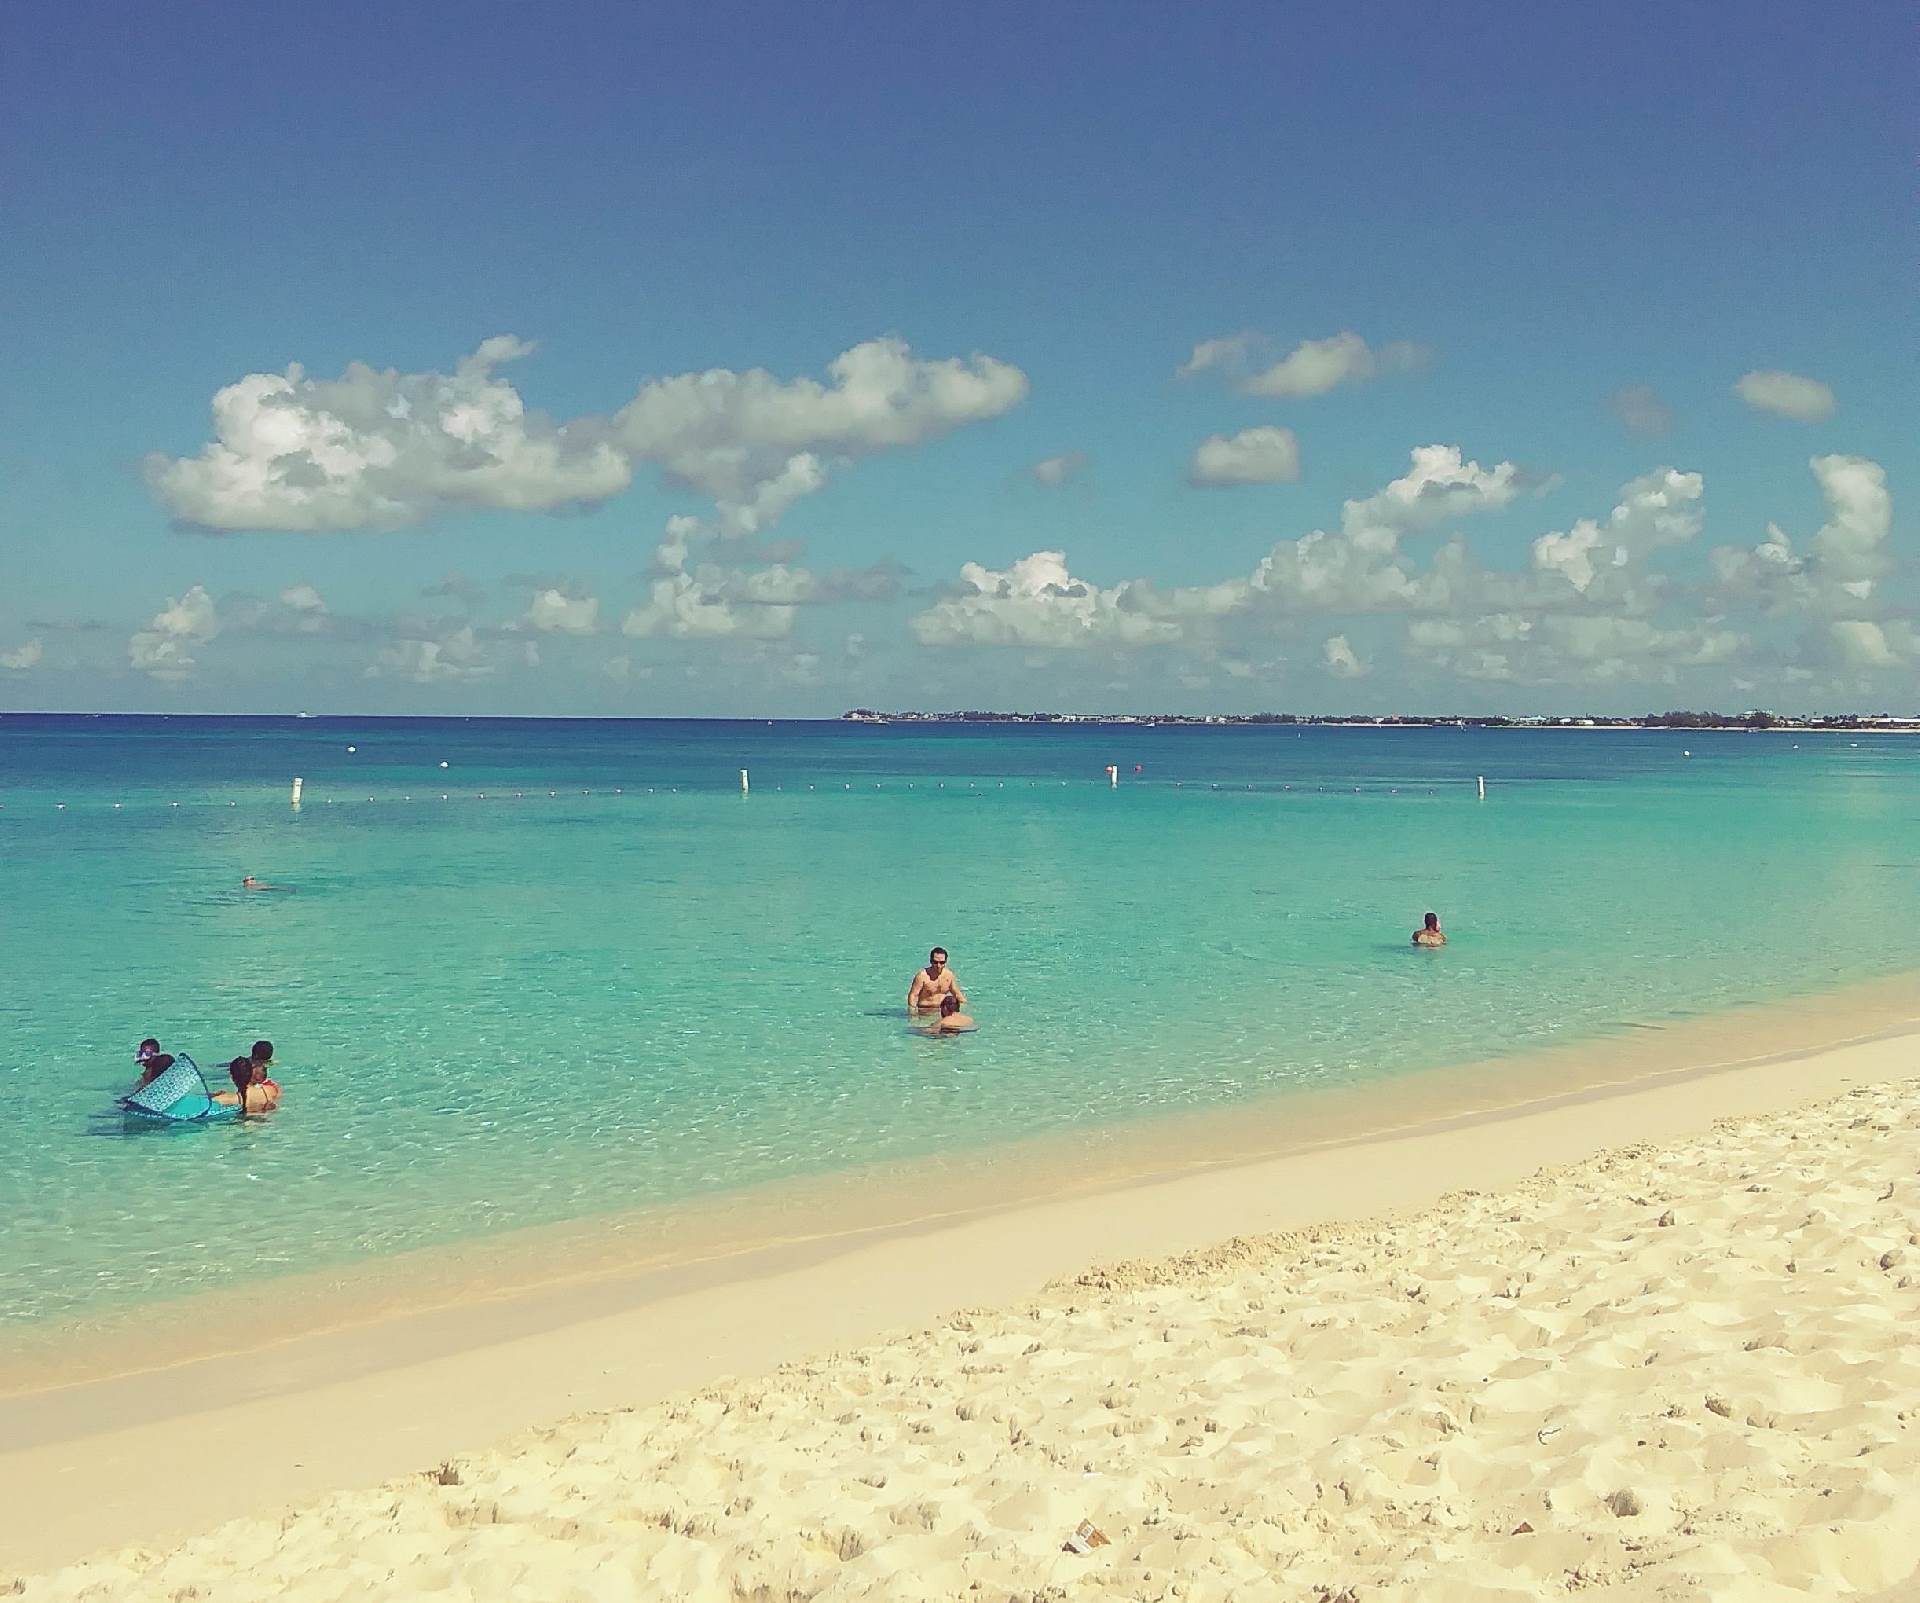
[1,716,1913,1332]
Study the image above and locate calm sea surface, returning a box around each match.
[1,716,1913,1330]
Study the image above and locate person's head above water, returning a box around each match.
[928,947,948,972]
[251,1040,274,1066]
[228,1056,259,1093]
[940,993,960,1018]
[1423,912,1441,931]
[137,1038,161,1060]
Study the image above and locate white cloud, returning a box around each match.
[1828,619,1903,669]
[1177,331,1259,379]
[129,585,218,680]
[621,571,798,641]
[0,638,42,671]
[1734,369,1835,422]
[1322,634,1368,678]
[1409,613,1742,684]
[1529,468,1703,599]
[366,624,495,683]
[148,335,1027,535]
[1710,455,1891,612]
[279,583,327,615]
[1188,425,1301,487]
[524,587,600,634]
[148,338,632,531]
[1030,451,1089,487]
[610,336,1026,538]
[1179,330,1428,398]
[1242,331,1425,399]
[1609,384,1673,437]
[911,551,1180,650]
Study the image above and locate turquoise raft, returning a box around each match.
[118,1053,236,1124]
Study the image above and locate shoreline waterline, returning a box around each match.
[5,965,1914,1406]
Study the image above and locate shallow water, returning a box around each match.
[1,716,1913,1330]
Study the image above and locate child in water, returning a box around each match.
[249,1040,281,1097]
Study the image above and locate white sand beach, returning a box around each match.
[5,1014,1918,1600]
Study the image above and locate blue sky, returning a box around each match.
[1,0,1911,714]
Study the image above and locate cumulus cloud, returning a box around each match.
[1609,384,1673,437]
[1181,330,1428,398]
[1322,634,1368,678]
[279,583,327,615]
[1529,468,1703,602]
[1188,426,1301,487]
[621,570,799,642]
[366,624,496,683]
[148,336,1028,535]
[1177,331,1260,379]
[524,587,600,635]
[1828,619,1905,669]
[1030,451,1089,488]
[1408,613,1742,684]
[129,585,218,680]
[1710,455,1892,613]
[1241,331,1428,399]
[1735,369,1836,422]
[911,551,1180,650]
[0,639,42,671]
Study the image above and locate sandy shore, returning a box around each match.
[5,1011,1918,1598]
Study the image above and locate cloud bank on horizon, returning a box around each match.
[54,329,1901,709]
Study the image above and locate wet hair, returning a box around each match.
[138,1038,161,1056]
[940,994,960,1018]
[929,947,947,963]
[250,1040,274,1064]
[1423,912,1440,929]
[229,1056,255,1111]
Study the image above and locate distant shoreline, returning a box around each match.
[842,709,1920,731]
[1,709,1913,731]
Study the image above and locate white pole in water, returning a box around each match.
[1106,764,1118,788]
[739,767,750,794]
[1477,775,1486,800]
[291,776,304,809]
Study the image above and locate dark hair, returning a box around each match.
[940,994,960,1017]
[229,1056,254,1112]
[1424,912,1440,929]
[929,947,947,962]
[139,1038,161,1054]
[251,1040,274,1064]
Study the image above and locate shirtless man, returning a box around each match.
[907,947,966,1014]
[1412,911,1447,947]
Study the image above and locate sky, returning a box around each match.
[1,1,1912,716]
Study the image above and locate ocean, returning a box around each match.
[0,715,1912,1334]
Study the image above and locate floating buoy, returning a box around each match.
[439,761,449,769]
[740,768,750,794]
[347,745,356,753]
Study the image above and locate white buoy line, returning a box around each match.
[8,770,1487,815]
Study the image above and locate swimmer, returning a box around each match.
[132,1049,174,1091]
[921,993,976,1034]
[212,1055,280,1115]
[1412,911,1447,947]
[134,1037,162,1080]
[907,947,966,1014]
[240,876,295,892]
[249,1039,281,1096]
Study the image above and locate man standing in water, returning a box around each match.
[907,946,966,1014]
[1412,911,1448,947]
